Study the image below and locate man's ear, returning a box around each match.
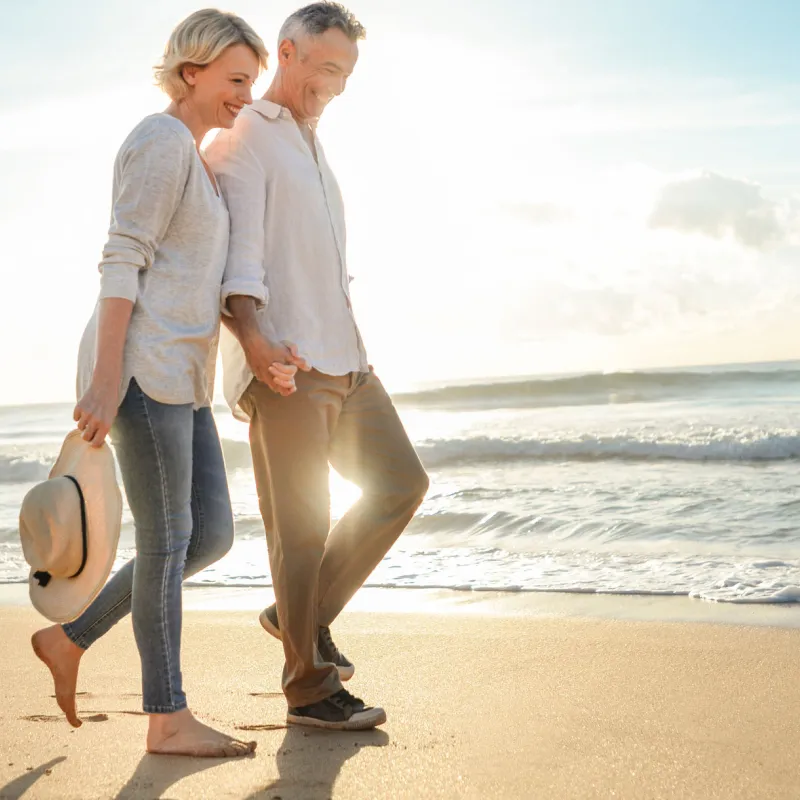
[278,38,296,64]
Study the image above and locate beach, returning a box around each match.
[3,365,800,797]
[2,590,800,799]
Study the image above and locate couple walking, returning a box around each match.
[22,3,428,757]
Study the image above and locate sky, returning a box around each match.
[3,0,800,405]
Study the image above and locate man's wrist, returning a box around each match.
[239,326,261,346]
[227,297,265,347]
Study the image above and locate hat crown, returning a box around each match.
[21,430,122,624]
[19,477,84,578]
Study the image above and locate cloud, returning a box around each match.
[505,202,573,226]
[648,172,783,250]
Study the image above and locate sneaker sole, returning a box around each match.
[259,609,355,682]
[286,707,387,731]
[258,609,282,640]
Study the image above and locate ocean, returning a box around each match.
[2,361,799,605]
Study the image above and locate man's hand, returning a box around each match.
[241,333,309,396]
[224,295,310,396]
[283,341,310,373]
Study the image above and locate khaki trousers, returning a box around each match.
[239,368,429,707]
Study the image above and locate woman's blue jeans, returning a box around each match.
[62,379,234,713]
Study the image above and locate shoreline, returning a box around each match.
[3,581,800,628]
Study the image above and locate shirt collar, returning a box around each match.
[249,99,292,121]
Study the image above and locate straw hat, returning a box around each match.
[19,430,122,623]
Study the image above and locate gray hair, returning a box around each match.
[278,2,366,45]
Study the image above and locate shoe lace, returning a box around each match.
[331,688,363,710]
[319,625,341,659]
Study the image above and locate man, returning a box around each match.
[206,2,429,732]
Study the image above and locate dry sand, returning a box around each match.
[1,603,800,799]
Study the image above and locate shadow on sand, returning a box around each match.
[244,726,391,800]
[0,757,67,799]
[114,749,256,799]
[0,727,389,798]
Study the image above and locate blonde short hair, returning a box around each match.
[155,9,269,101]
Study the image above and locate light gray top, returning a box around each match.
[205,99,368,419]
[77,114,229,408]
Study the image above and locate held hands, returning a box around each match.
[242,334,310,396]
[74,378,119,447]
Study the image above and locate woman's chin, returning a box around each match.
[218,112,238,130]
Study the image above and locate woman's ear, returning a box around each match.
[182,64,199,87]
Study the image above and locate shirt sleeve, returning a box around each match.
[98,123,193,303]
[207,129,268,315]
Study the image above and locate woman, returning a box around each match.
[30,9,295,758]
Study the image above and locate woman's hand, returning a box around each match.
[224,296,309,396]
[241,333,309,396]
[74,378,119,447]
[268,361,299,396]
[75,297,133,447]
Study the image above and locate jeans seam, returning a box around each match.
[142,700,188,714]
[63,592,132,648]
[187,479,205,561]
[138,387,177,708]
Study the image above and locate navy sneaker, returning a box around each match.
[287,688,386,731]
[259,604,355,681]
[317,625,355,681]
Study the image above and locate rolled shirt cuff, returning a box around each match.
[99,263,140,303]
[221,279,268,317]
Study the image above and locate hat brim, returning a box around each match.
[29,430,122,624]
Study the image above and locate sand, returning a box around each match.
[1,600,800,799]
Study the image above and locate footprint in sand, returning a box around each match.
[49,691,144,700]
[236,723,287,731]
[23,710,146,723]
[22,714,109,723]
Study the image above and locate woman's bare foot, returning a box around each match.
[146,708,257,758]
[31,626,84,728]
